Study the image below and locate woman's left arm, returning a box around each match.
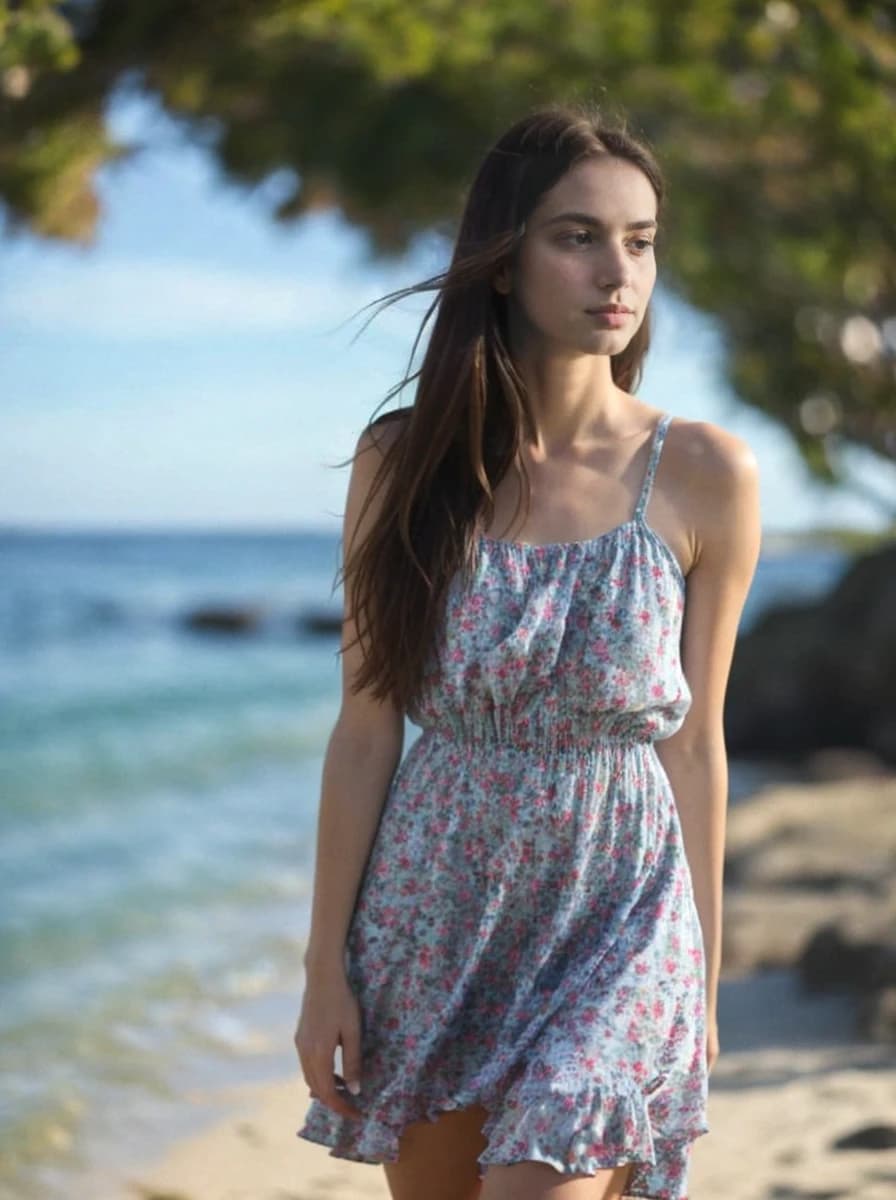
[655,424,762,1034]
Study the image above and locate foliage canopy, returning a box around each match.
[2,0,895,494]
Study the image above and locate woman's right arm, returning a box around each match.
[295,421,405,1116]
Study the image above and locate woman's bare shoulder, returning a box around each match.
[357,406,413,459]
[664,415,760,579]
[665,415,758,499]
[658,416,760,576]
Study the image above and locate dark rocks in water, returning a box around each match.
[179,603,345,636]
[182,606,264,634]
[725,541,896,763]
[796,923,896,993]
[829,1123,896,1151]
[300,608,342,636]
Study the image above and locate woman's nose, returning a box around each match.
[596,242,633,289]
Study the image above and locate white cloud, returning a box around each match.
[0,257,431,341]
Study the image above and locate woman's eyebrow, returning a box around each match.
[542,212,657,231]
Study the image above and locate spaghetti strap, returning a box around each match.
[634,413,672,521]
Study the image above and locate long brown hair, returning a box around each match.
[337,100,665,711]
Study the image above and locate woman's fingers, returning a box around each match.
[340,1025,363,1097]
[295,977,365,1120]
[319,1070,363,1119]
[298,1042,362,1119]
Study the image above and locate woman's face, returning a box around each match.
[496,155,658,357]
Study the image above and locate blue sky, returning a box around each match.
[2,84,893,534]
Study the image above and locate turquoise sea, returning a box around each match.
[0,528,849,1199]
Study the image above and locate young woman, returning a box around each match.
[294,102,761,1200]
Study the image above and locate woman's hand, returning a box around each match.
[295,964,365,1120]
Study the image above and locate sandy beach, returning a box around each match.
[98,965,895,1200]
[87,767,896,1200]
[99,766,896,1199]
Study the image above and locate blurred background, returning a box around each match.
[1,3,895,1199]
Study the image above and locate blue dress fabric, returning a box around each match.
[297,413,710,1198]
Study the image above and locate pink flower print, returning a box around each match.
[505,794,523,821]
[592,636,611,662]
[638,609,651,625]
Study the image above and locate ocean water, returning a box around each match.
[0,528,848,1199]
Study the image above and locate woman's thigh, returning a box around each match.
[480,1161,634,1200]
[382,1103,489,1200]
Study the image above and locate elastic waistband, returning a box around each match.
[422,722,653,757]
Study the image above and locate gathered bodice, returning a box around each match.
[406,414,691,754]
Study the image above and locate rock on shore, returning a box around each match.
[722,765,896,1042]
[725,541,896,764]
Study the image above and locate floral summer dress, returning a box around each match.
[297,412,709,1199]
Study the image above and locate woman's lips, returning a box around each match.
[586,309,631,327]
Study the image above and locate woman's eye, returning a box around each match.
[560,231,655,252]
